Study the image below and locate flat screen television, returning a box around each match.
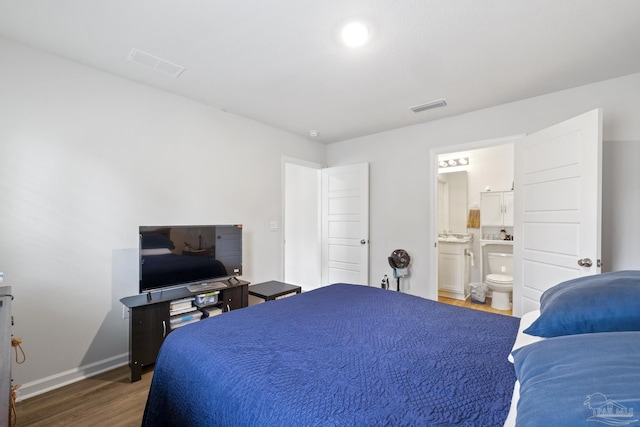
[139,224,243,294]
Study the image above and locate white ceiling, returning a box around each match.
[1,0,640,143]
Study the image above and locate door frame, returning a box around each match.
[429,135,524,301]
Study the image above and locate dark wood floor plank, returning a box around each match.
[15,366,152,427]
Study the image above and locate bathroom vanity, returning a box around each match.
[438,235,473,300]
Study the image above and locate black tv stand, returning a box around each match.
[120,278,249,382]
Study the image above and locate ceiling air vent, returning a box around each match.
[127,48,186,78]
[409,99,447,113]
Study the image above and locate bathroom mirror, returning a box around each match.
[437,171,468,233]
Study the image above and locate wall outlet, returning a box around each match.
[122,305,129,319]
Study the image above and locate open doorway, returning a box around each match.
[433,138,517,316]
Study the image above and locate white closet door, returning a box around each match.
[321,163,370,286]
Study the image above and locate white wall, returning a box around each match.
[0,38,325,398]
[602,141,640,269]
[327,72,640,300]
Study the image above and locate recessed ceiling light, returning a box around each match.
[309,130,320,137]
[341,22,369,48]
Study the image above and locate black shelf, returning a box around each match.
[120,278,249,382]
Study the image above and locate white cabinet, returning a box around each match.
[481,191,513,227]
[438,241,472,300]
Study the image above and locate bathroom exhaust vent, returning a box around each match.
[127,48,186,78]
[409,99,447,113]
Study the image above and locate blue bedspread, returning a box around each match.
[143,284,518,426]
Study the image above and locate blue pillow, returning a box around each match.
[512,332,640,427]
[523,270,640,338]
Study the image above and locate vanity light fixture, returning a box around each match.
[438,157,469,170]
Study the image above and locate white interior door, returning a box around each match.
[321,163,370,285]
[513,109,602,316]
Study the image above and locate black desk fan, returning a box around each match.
[388,249,410,292]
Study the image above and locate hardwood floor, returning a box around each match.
[14,366,152,427]
[438,295,513,316]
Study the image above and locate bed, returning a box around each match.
[506,270,640,427]
[143,271,640,426]
[143,283,519,426]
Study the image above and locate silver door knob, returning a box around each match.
[577,258,593,267]
[360,239,367,245]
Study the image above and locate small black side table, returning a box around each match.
[248,281,301,302]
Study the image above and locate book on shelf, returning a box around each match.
[170,311,203,325]
[170,297,195,312]
[169,306,198,316]
[204,306,223,317]
[171,297,195,305]
[170,317,201,329]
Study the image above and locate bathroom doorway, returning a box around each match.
[433,137,517,316]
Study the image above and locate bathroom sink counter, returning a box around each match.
[438,234,473,243]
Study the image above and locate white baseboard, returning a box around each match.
[17,353,129,401]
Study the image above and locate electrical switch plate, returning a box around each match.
[270,221,279,231]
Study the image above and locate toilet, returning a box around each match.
[486,252,513,310]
